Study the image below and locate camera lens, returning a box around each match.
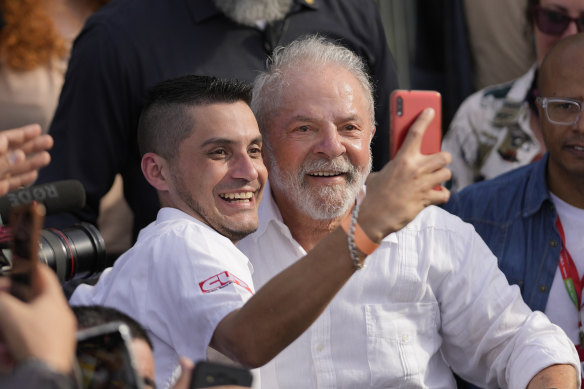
[39,222,107,282]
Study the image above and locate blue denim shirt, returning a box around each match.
[443,154,560,312]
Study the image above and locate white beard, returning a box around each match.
[265,146,371,221]
[213,0,294,27]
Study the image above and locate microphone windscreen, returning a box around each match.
[0,180,86,222]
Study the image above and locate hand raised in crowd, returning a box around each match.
[360,108,452,242]
[0,124,54,197]
[0,264,77,375]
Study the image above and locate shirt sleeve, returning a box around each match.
[142,226,254,364]
[435,218,580,388]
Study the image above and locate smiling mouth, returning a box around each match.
[219,192,254,203]
[307,171,344,177]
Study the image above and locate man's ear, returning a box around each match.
[141,152,170,191]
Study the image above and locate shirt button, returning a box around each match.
[316,344,324,352]
[401,334,410,343]
[540,285,547,292]
[550,240,558,247]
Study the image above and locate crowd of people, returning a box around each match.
[0,0,583,388]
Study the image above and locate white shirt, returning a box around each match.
[70,208,255,389]
[237,186,580,389]
[546,193,584,343]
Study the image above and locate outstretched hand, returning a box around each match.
[359,108,451,242]
[0,124,54,197]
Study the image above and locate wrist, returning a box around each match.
[341,203,380,270]
[354,202,387,245]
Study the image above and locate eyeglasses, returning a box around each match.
[537,97,584,125]
[533,5,584,35]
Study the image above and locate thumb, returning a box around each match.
[397,108,435,157]
[171,357,195,389]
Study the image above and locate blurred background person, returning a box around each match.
[442,0,584,192]
[463,0,536,90]
[0,0,110,132]
[0,0,129,264]
[444,31,584,385]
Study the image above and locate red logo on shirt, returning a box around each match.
[199,271,253,294]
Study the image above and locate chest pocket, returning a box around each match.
[365,302,441,387]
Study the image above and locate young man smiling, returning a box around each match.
[70,74,452,388]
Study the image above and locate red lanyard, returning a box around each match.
[556,216,584,348]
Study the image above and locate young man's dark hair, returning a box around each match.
[137,75,252,159]
[72,304,153,350]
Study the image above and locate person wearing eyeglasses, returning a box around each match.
[443,0,584,193]
[444,32,584,385]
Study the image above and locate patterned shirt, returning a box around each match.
[443,65,544,192]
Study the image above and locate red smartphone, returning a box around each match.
[9,202,45,301]
[389,90,442,158]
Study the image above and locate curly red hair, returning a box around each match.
[0,0,111,71]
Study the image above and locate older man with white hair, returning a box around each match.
[238,35,580,389]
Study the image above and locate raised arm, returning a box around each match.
[212,108,451,367]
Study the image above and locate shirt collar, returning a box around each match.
[253,180,286,241]
[522,153,552,217]
[154,207,234,243]
[188,0,318,24]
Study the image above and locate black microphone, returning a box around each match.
[0,180,86,222]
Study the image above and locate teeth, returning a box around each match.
[219,192,253,200]
[309,172,340,177]
[575,146,584,151]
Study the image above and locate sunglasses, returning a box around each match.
[533,5,584,35]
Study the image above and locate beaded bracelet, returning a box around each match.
[341,203,380,270]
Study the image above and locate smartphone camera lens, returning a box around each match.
[397,96,403,117]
